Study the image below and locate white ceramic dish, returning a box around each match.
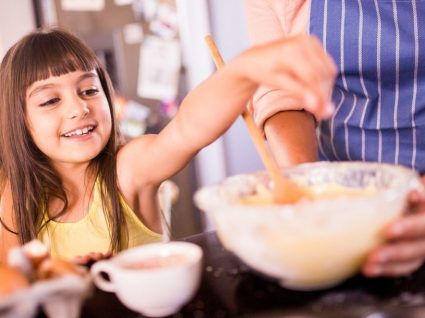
[195,161,421,290]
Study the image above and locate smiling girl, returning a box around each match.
[0,28,336,263]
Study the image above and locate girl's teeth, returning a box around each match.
[64,126,93,137]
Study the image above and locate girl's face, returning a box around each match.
[25,70,112,168]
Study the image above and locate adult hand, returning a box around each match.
[237,34,338,120]
[363,176,425,277]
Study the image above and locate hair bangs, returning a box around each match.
[15,29,100,92]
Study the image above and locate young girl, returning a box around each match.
[0,28,336,264]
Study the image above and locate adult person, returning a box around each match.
[245,0,425,277]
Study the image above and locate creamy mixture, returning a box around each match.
[239,183,378,205]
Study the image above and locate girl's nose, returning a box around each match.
[67,97,90,119]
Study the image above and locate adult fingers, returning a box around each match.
[363,259,422,277]
[408,188,425,204]
[386,212,425,240]
[368,239,425,264]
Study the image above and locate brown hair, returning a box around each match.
[0,28,127,252]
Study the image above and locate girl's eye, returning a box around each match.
[40,98,60,107]
[81,88,99,97]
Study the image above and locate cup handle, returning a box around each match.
[90,261,116,292]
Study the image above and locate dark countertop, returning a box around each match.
[78,231,425,318]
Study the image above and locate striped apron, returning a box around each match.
[310,0,425,173]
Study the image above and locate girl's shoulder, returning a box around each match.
[0,183,16,231]
[0,183,20,265]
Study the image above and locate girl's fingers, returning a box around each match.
[72,252,109,265]
[280,53,334,98]
[73,255,90,265]
[241,35,336,119]
[268,74,331,118]
[285,36,337,90]
[87,252,106,261]
[299,36,338,81]
[278,57,335,117]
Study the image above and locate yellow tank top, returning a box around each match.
[37,180,162,260]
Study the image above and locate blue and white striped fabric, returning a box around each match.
[310,0,425,173]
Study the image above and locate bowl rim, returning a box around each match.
[194,161,421,208]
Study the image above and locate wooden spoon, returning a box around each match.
[204,35,305,204]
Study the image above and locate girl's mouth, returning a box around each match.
[62,125,95,137]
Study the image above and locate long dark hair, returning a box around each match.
[0,28,128,253]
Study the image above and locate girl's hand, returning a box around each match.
[363,176,425,277]
[72,252,112,266]
[236,34,338,120]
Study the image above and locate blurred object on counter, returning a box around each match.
[158,180,180,241]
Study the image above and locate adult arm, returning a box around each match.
[245,0,333,167]
[264,110,318,168]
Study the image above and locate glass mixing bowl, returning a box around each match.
[194,162,421,290]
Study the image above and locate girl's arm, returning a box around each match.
[118,35,336,189]
[0,184,20,266]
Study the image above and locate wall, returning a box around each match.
[178,0,264,183]
[176,0,227,189]
[207,0,263,176]
[177,0,264,231]
[0,0,35,60]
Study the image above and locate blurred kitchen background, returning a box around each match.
[0,0,262,238]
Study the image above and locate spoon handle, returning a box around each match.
[204,35,283,185]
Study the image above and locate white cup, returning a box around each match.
[90,242,203,317]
